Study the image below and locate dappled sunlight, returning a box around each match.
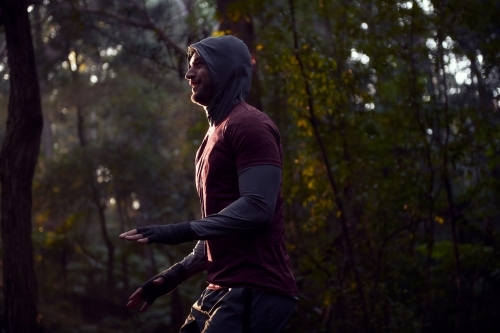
[132,200,141,210]
[67,51,78,72]
[415,0,434,13]
[350,48,370,65]
[95,165,112,183]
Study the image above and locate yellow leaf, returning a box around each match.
[211,30,226,37]
[297,118,308,129]
[35,211,49,225]
[78,63,87,73]
[434,216,445,224]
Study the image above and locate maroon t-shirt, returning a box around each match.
[195,102,298,297]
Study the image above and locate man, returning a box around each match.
[119,35,297,333]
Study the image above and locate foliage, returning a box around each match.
[250,0,500,331]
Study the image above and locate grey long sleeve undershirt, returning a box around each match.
[179,164,281,278]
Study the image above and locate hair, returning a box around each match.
[186,46,198,69]
[187,46,197,59]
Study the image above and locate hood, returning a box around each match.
[188,35,252,126]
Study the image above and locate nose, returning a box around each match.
[185,66,195,80]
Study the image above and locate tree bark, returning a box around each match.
[215,0,262,110]
[0,0,43,332]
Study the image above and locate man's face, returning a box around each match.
[185,51,213,107]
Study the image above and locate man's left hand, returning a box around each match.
[119,229,149,244]
[119,222,195,245]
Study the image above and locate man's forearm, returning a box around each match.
[125,165,281,245]
[179,240,208,278]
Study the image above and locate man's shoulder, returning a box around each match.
[220,102,280,145]
[226,102,274,126]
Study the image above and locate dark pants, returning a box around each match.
[180,287,297,333]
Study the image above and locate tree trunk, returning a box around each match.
[94,195,115,300]
[0,0,43,332]
[215,0,262,110]
[117,197,129,291]
[73,82,115,300]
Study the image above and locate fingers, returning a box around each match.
[126,286,154,312]
[128,299,150,312]
[127,287,142,309]
[124,234,144,241]
[153,277,164,285]
[127,297,143,309]
[119,229,149,243]
[119,229,138,239]
[140,302,150,312]
[129,287,142,300]
[127,287,150,311]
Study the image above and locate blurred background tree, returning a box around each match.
[0,0,43,331]
[0,0,499,332]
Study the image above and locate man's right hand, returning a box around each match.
[127,263,188,311]
[127,276,165,312]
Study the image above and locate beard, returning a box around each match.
[191,85,213,107]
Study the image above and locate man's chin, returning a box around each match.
[191,95,210,107]
[191,96,203,106]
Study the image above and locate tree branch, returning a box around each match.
[58,2,185,56]
[289,0,371,329]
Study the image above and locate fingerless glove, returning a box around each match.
[140,263,188,304]
[136,221,194,245]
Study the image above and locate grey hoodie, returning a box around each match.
[188,35,252,126]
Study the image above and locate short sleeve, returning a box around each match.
[225,110,282,172]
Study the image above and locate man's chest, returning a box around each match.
[195,128,238,193]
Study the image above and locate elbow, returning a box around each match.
[239,195,275,228]
[251,204,275,228]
